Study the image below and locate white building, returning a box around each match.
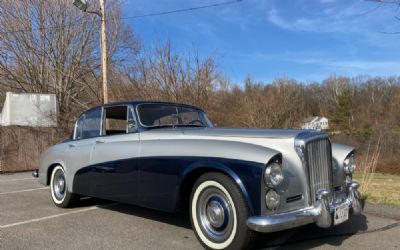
[0,92,57,127]
[302,116,329,130]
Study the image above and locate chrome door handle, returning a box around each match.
[68,144,76,148]
[96,140,105,144]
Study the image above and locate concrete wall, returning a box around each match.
[1,92,57,127]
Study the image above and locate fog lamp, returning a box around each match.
[265,189,280,210]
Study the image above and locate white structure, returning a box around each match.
[0,92,57,127]
[302,116,329,130]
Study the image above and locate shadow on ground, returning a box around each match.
[76,197,373,249]
[253,214,369,249]
[78,197,193,229]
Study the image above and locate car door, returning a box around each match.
[89,105,140,204]
[67,107,102,196]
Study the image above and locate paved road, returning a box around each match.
[0,172,399,250]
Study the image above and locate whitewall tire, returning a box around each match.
[190,172,256,250]
[50,165,80,208]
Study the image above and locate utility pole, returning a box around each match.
[73,0,108,104]
[99,0,108,104]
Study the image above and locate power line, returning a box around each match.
[120,0,242,20]
[0,0,243,36]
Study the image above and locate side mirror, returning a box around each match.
[127,120,137,133]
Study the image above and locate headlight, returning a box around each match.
[265,189,280,210]
[264,162,284,187]
[344,154,356,174]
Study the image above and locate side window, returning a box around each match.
[103,106,132,136]
[75,108,102,140]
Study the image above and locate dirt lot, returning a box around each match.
[1,172,399,250]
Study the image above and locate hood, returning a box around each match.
[140,127,325,144]
[181,128,306,139]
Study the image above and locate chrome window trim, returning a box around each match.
[100,106,105,136]
[99,104,138,137]
[73,117,78,140]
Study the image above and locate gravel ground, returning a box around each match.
[0,172,399,250]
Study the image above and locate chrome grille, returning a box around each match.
[305,138,333,204]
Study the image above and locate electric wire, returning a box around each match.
[0,0,243,36]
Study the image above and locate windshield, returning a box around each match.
[137,103,213,128]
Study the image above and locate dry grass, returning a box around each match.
[353,171,400,207]
[352,136,400,207]
[357,136,381,195]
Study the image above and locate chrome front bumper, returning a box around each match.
[247,182,362,233]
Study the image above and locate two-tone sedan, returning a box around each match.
[33,101,362,250]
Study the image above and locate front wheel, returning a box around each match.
[50,165,80,208]
[190,172,256,250]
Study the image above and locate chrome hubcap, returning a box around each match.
[197,187,234,243]
[206,200,225,228]
[53,170,66,200]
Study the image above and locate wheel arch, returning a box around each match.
[179,163,255,215]
[45,162,66,186]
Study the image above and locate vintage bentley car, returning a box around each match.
[34,101,362,250]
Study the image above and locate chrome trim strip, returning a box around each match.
[100,106,104,136]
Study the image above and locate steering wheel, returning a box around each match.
[188,120,204,126]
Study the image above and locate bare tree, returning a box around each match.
[367,0,400,34]
[0,0,139,122]
[119,42,219,109]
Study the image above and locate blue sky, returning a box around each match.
[123,0,400,83]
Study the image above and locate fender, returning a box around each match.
[139,138,280,165]
[177,146,282,216]
[332,143,355,164]
[331,143,355,188]
[37,141,70,188]
[38,160,67,186]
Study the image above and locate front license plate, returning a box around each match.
[334,203,349,225]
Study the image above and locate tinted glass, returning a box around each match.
[75,108,102,139]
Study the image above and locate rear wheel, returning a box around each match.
[190,172,256,250]
[50,165,80,208]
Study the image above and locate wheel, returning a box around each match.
[50,165,80,208]
[190,172,256,250]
